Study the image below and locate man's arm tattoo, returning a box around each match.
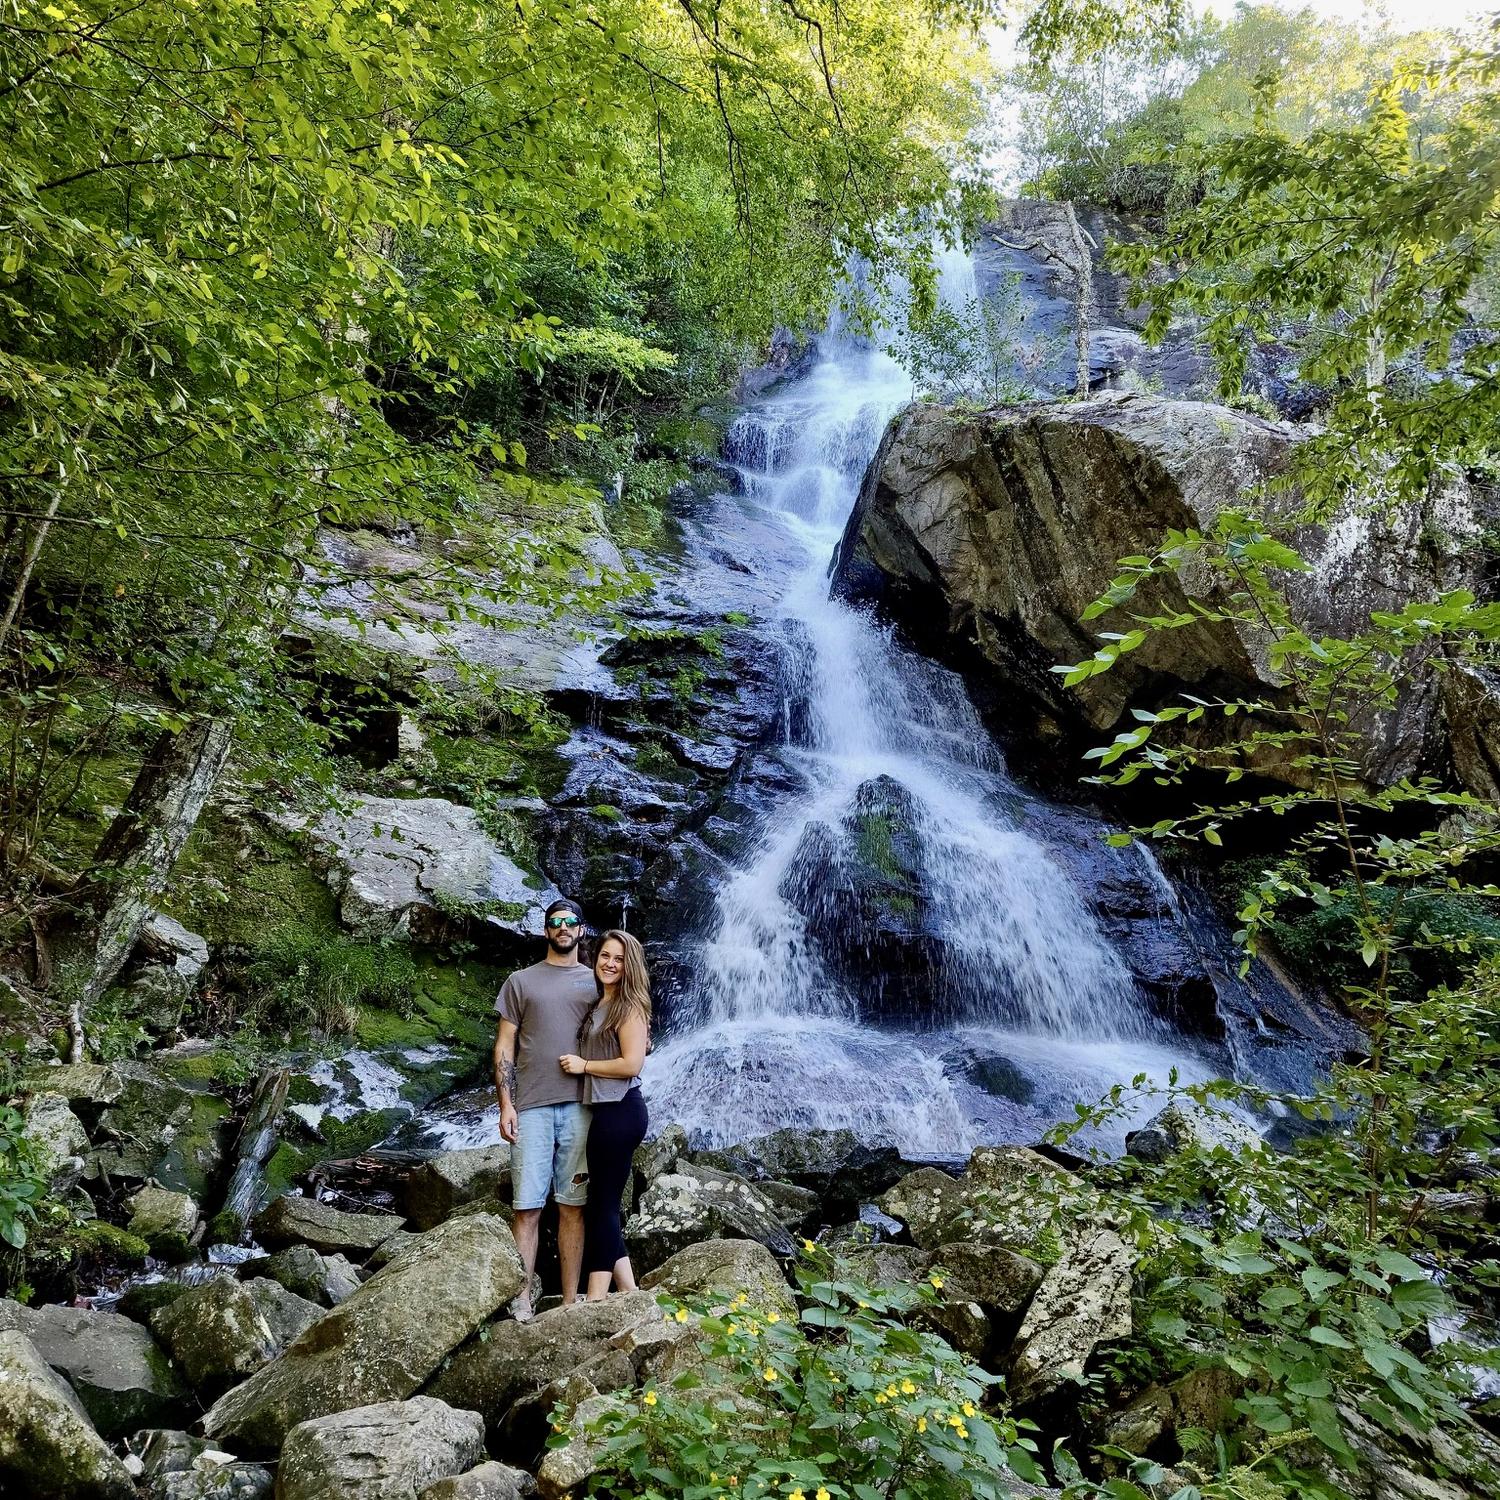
[500,1057,517,1099]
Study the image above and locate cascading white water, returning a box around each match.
[645,298,1225,1152]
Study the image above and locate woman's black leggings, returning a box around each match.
[583,1087,649,1275]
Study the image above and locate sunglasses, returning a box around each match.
[546,915,581,930]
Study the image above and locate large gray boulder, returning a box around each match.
[281,793,555,943]
[156,1455,274,1500]
[0,1328,135,1499]
[425,1290,661,1436]
[0,1298,184,1437]
[21,1090,90,1193]
[150,1277,278,1395]
[277,1397,486,1500]
[1125,1099,1264,1164]
[251,1193,404,1258]
[834,394,1481,795]
[202,1212,523,1452]
[698,1127,904,1220]
[626,1162,796,1268]
[404,1145,511,1231]
[1008,1225,1134,1404]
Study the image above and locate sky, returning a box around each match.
[1215,0,1489,27]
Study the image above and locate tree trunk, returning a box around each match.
[216,1067,290,1241]
[67,714,234,1058]
[1063,200,1094,400]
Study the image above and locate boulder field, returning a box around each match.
[0,1125,1145,1499]
[4,1114,1497,1500]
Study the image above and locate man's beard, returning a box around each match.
[547,930,578,956]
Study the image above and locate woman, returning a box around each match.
[559,928,650,1300]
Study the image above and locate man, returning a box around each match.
[494,896,598,1319]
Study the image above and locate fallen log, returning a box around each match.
[214,1066,289,1242]
[303,1148,433,1212]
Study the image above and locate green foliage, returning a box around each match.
[1110,22,1500,514]
[895,271,1061,404]
[0,1106,45,1250]
[571,1248,1047,1500]
[243,932,417,1036]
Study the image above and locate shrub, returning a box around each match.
[0,1107,45,1250]
[243,932,417,1034]
[564,1248,1046,1500]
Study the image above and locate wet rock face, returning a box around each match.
[778,775,948,1022]
[833,395,1480,798]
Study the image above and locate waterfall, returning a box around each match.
[645,278,1228,1153]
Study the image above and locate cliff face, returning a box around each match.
[833,392,1494,795]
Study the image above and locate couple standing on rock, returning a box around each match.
[492,897,651,1320]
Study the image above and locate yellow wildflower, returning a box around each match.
[929,1275,944,1290]
[763,1366,778,1383]
[956,1423,969,1440]
[947,1413,963,1429]
[727,1322,738,1335]
[643,1391,658,1407]
[816,1488,830,1500]
[857,1300,869,1309]
[961,1401,975,1417]
[767,1311,781,1323]
[917,1416,927,1433]
[875,1392,888,1405]
[728,1478,739,1488]
[790,1491,806,1500]
[900,1379,915,1395]
[802,1238,816,1252]
[885,1384,898,1398]
[674,1307,690,1323]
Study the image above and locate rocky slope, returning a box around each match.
[833,393,1499,797]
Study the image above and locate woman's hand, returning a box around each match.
[559,1053,586,1076]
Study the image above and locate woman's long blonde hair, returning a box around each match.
[592,928,652,1042]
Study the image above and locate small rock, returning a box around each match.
[251,1193,405,1258]
[21,1091,90,1193]
[158,1455,274,1500]
[1125,1101,1263,1164]
[127,1186,200,1261]
[239,1243,362,1306]
[633,1123,687,1186]
[404,1145,511,1231]
[0,1298,185,1437]
[128,1427,208,1479]
[0,1328,135,1499]
[242,1277,322,1348]
[420,1461,537,1500]
[277,1397,486,1500]
[150,1277,278,1394]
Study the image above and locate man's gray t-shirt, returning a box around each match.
[495,960,598,1112]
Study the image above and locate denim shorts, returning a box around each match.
[513,1102,591,1210]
